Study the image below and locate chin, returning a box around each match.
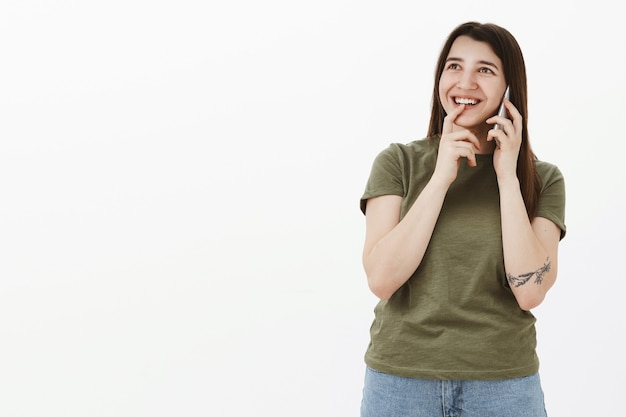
[454,117,481,130]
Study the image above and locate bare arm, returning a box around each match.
[362,181,448,300]
[498,177,561,310]
[488,99,562,310]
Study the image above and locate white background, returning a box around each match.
[1,1,624,416]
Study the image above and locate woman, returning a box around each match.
[359,22,566,416]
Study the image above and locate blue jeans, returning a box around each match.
[361,366,547,417]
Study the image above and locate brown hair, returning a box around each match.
[427,22,541,218]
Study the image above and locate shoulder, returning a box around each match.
[534,159,565,189]
[361,137,437,214]
[390,137,437,155]
[534,159,567,239]
[374,137,438,165]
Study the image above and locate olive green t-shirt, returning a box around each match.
[360,137,566,380]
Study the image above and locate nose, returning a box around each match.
[456,71,477,90]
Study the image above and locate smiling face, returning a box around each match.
[438,35,508,134]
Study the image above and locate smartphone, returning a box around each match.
[494,86,510,131]
[493,86,510,147]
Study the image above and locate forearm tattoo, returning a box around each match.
[506,257,551,287]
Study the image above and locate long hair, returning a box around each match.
[427,22,541,218]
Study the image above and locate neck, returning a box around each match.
[477,135,497,154]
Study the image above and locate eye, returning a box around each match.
[446,63,461,70]
[479,67,495,74]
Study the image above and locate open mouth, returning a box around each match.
[454,97,479,106]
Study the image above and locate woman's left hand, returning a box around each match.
[487,98,523,180]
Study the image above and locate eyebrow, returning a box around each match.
[445,57,500,71]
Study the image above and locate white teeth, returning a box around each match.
[455,98,477,105]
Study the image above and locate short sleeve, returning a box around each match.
[535,162,567,240]
[360,144,405,214]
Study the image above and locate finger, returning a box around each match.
[486,99,521,130]
[454,143,477,166]
[443,139,478,163]
[444,129,482,152]
[442,104,465,135]
[486,115,512,131]
[503,99,521,120]
[487,129,505,147]
[503,99,523,131]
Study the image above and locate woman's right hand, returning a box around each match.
[432,104,481,186]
